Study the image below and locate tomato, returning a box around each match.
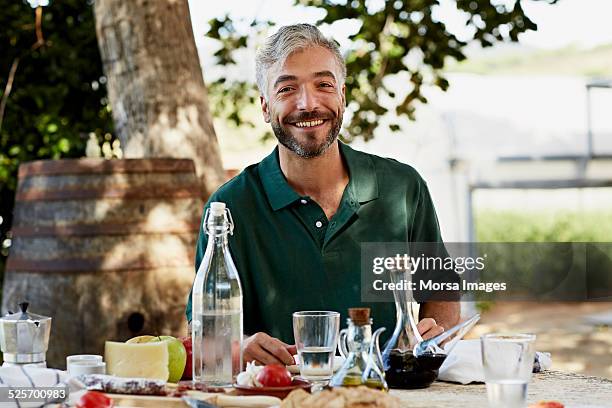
[76,391,114,408]
[529,402,565,408]
[255,364,292,387]
[180,336,193,380]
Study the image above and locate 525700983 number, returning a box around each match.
[2,387,68,402]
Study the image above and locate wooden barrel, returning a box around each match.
[2,158,202,368]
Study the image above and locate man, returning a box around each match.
[186,24,459,366]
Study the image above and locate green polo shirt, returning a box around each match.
[186,142,446,343]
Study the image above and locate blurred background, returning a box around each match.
[1,0,610,375]
[188,0,612,378]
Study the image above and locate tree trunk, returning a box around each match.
[94,0,224,196]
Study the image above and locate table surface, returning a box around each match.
[390,371,612,408]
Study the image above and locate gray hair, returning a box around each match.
[255,24,347,99]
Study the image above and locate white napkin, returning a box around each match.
[0,366,70,407]
[438,339,552,384]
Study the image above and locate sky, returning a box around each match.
[188,0,612,54]
[436,0,612,49]
[187,0,612,82]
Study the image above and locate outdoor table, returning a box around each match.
[390,371,612,407]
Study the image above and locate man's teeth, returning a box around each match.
[294,119,324,128]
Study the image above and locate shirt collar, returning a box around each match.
[339,142,379,204]
[259,147,301,211]
[258,142,379,211]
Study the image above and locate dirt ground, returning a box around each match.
[465,302,612,379]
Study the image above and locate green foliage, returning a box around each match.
[449,43,612,76]
[475,209,612,242]
[474,210,612,303]
[205,0,559,142]
[475,300,493,313]
[0,0,113,270]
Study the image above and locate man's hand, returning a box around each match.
[417,318,445,340]
[243,332,297,366]
[418,300,460,340]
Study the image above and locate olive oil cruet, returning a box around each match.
[329,308,388,391]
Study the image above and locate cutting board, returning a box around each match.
[107,394,189,407]
[107,391,282,407]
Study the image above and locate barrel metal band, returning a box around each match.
[15,186,201,201]
[11,221,199,236]
[5,255,195,273]
[18,158,197,177]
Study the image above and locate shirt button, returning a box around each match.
[315,221,323,228]
[300,199,308,204]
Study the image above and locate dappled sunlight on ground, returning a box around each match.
[466,302,612,379]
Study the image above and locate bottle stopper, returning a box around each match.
[209,202,226,216]
[348,308,371,326]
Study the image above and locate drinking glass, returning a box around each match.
[293,311,340,383]
[481,333,536,408]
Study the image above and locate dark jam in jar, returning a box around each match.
[384,349,447,389]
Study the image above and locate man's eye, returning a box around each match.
[320,82,333,88]
[278,87,293,93]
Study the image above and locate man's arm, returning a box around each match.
[418,301,461,340]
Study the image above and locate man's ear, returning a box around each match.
[341,83,346,107]
[260,95,271,123]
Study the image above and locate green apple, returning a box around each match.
[125,334,187,382]
[156,336,187,383]
[126,335,157,344]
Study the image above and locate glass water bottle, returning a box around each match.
[192,202,243,386]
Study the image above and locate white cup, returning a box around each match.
[66,355,105,376]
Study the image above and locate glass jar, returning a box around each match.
[329,308,387,391]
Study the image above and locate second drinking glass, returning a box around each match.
[293,311,340,384]
[481,333,536,408]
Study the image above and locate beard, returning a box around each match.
[271,111,343,159]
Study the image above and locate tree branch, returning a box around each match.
[0,58,20,134]
[34,6,44,48]
[0,6,46,133]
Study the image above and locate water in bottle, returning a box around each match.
[192,202,243,387]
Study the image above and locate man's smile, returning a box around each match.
[289,119,327,129]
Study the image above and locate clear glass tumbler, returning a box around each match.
[293,311,340,383]
[481,333,536,408]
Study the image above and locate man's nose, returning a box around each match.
[296,87,319,111]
